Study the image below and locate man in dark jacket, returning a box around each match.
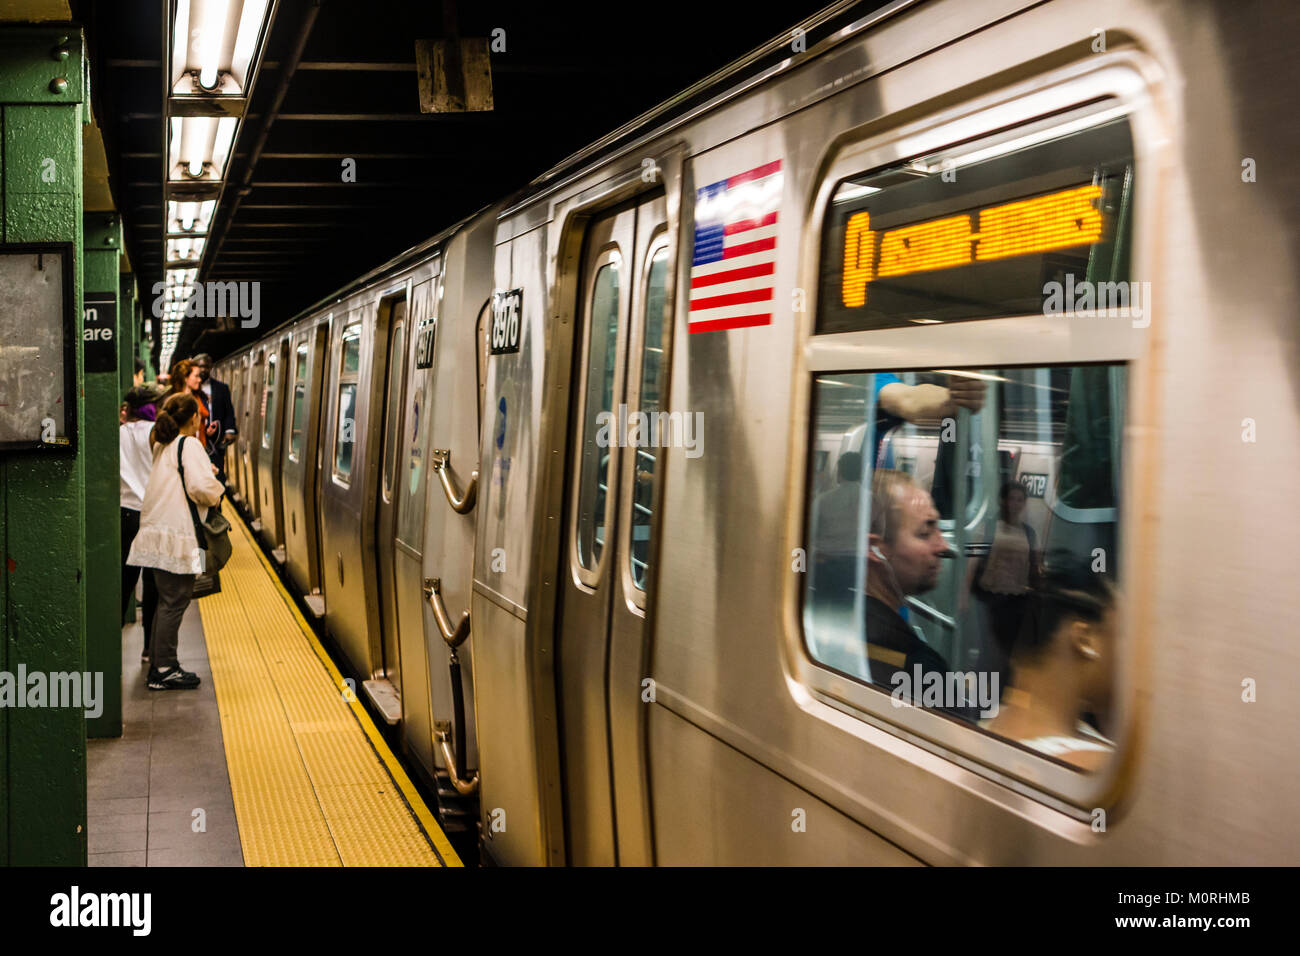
[864,468,983,719]
[191,353,236,482]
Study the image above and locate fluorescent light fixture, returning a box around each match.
[168,117,182,176]
[173,115,217,181]
[832,183,882,203]
[211,116,237,175]
[171,0,271,96]
[194,0,228,90]
[229,0,269,90]
[171,0,191,91]
[907,105,1131,176]
[167,237,206,261]
[167,199,216,234]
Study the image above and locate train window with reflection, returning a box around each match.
[575,257,620,571]
[803,365,1124,772]
[334,325,362,481]
[261,354,277,449]
[289,343,308,461]
[630,244,669,590]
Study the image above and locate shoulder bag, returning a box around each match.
[178,435,232,595]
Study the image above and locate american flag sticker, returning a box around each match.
[689,159,783,333]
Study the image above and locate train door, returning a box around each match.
[258,338,290,554]
[371,292,409,720]
[556,192,667,865]
[311,315,333,615]
[246,347,264,527]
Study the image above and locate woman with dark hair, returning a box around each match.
[121,385,162,662]
[166,358,212,452]
[980,561,1117,771]
[964,481,1041,683]
[125,392,225,690]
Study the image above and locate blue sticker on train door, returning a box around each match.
[409,390,422,496]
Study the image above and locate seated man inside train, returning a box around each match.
[979,559,1116,772]
[864,468,968,715]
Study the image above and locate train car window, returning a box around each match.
[288,343,308,461]
[818,112,1133,333]
[803,364,1124,773]
[575,259,621,570]
[381,314,406,502]
[260,354,277,449]
[334,324,362,481]
[630,244,669,590]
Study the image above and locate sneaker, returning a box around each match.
[147,666,200,691]
[141,648,151,664]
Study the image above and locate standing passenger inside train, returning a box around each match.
[121,384,161,663]
[126,393,225,690]
[980,562,1116,771]
[964,481,1041,686]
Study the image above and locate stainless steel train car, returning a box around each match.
[214,0,1300,865]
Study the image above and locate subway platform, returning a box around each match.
[88,503,460,867]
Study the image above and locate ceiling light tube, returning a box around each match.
[176,115,216,181]
[171,0,192,90]
[168,117,182,175]
[230,0,269,91]
[193,0,231,91]
[210,116,238,176]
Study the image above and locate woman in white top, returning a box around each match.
[126,392,225,690]
[120,386,161,663]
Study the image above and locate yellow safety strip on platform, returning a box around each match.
[197,501,462,867]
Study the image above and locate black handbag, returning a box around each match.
[177,436,233,591]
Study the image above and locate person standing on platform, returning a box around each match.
[164,359,212,453]
[126,392,225,691]
[191,353,236,483]
[121,385,161,663]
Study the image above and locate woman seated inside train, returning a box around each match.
[980,560,1116,772]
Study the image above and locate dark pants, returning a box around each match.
[980,591,1029,692]
[151,568,196,671]
[121,508,158,645]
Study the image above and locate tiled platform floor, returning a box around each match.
[86,603,245,866]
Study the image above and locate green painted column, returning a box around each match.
[0,26,87,866]
[84,212,122,739]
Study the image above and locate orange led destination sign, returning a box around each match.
[841,183,1103,307]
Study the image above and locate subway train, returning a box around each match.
[213,0,1300,865]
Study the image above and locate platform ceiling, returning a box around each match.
[72,0,847,365]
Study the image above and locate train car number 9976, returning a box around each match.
[490,289,523,355]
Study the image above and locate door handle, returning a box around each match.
[423,577,470,648]
[430,448,477,513]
